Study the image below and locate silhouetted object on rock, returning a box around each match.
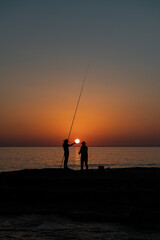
[98,165,105,171]
[63,139,75,168]
[79,141,88,171]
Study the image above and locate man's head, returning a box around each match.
[81,141,86,146]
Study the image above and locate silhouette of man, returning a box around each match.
[79,141,88,171]
[63,139,75,169]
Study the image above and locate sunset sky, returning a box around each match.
[1,0,160,147]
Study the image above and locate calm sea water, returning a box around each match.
[0,147,160,172]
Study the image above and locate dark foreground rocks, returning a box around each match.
[0,167,160,226]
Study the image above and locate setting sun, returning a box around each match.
[75,139,80,144]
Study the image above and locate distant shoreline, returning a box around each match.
[0,166,160,173]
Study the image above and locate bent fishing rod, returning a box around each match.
[61,66,89,168]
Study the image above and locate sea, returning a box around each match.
[0,147,160,240]
[0,147,160,172]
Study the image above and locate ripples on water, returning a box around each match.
[0,214,160,240]
[0,147,160,172]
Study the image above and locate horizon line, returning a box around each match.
[0,145,160,148]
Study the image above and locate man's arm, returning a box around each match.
[68,143,75,147]
[78,147,82,154]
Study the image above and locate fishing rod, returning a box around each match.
[61,65,89,168]
[68,66,89,140]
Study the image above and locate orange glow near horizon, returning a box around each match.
[1,68,160,147]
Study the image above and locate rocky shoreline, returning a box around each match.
[0,167,160,227]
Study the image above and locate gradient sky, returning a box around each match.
[1,0,160,146]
